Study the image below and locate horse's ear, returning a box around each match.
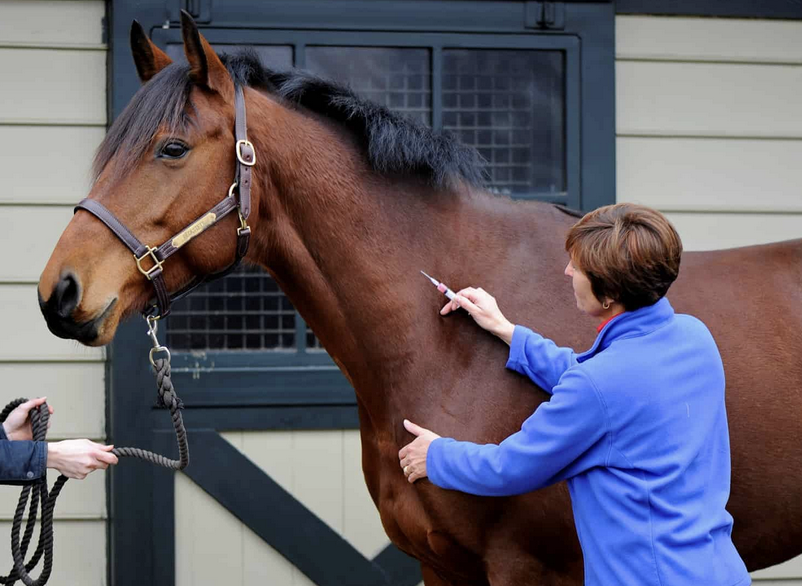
[180,10,233,101]
[130,20,172,83]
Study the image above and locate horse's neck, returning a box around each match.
[245,96,569,414]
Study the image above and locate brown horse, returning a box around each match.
[38,13,802,586]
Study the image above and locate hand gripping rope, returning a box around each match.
[0,316,189,586]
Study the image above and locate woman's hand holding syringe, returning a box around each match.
[421,272,515,345]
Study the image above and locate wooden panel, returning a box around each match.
[0,470,105,520]
[617,137,802,212]
[0,126,103,204]
[0,520,106,585]
[617,16,802,63]
[0,363,105,439]
[0,1,105,47]
[0,285,104,361]
[663,212,802,251]
[238,430,345,534]
[175,472,244,586]
[0,48,105,124]
[0,206,73,282]
[343,430,391,560]
[616,61,802,138]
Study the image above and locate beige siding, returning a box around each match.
[0,206,74,282]
[0,1,105,48]
[0,126,103,204]
[0,48,106,125]
[0,520,107,585]
[0,285,104,361]
[0,1,108,584]
[617,61,802,138]
[617,16,802,63]
[616,15,802,582]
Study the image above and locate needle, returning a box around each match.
[420,270,456,300]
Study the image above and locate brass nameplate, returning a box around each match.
[172,212,217,249]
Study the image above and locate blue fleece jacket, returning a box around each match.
[427,297,750,586]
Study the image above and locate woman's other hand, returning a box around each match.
[47,439,118,480]
[398,420,441,483]
[440,287,515,344]
[2,397,53,441]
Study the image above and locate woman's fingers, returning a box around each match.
[453,295,480,315]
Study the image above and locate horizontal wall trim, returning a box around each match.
[0,43,106,51]
[615,0,802,19]
[617,56,802,66]
[617,131,802,140]
[0,202,75,208]
[0,120,105,127]
[616,134,802,141]
[659,209,802,216]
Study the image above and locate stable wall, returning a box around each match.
[0,1,107,584]
[616,14,802,584]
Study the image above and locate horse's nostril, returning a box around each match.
[53,273,81,318]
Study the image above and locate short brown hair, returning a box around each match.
[565,203,682,311]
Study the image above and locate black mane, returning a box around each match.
[94,49,487,189]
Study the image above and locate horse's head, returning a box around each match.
[39,13,248,346]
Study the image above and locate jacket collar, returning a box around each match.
[576,297,675,363]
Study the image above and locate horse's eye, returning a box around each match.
[159,142,189,159]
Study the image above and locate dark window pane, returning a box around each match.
[442,49,565,196]
[167,264,297,351]
[306,47,432,127]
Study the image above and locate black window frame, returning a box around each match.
[108,0,615,414]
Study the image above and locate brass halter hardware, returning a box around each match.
[135,245,165,280]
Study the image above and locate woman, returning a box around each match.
[399,203,750,586]
[1,397,118,483]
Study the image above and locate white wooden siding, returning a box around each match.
[0,48,106,125]
[0,126,103,204]
[0,285,104,361]
[0,520,107,585]
[0,206,75,282]
[616,15,802,581]
[0,1,105,48]
[0,1,108,584]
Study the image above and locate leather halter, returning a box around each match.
[75,85,255,319]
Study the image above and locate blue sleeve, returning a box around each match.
[505,325,578,394]
[427,369,609,496]
[0,426,48,484]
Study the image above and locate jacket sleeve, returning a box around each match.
[0,426,48,485]
[427,368,609,496]
[505,325,578,394]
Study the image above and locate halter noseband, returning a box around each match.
[74,84,255,319]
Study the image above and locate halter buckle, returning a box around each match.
[236,140,256,166]
[135,246,164,280]
[237,210,250,236]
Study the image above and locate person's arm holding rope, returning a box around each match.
[0,398,118,483]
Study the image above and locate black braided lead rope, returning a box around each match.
[0,357,188,586]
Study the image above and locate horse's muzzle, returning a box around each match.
[37,276,116,344]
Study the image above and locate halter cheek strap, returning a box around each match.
[74,84,255,319]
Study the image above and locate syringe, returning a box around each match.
[420,270,456,300]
